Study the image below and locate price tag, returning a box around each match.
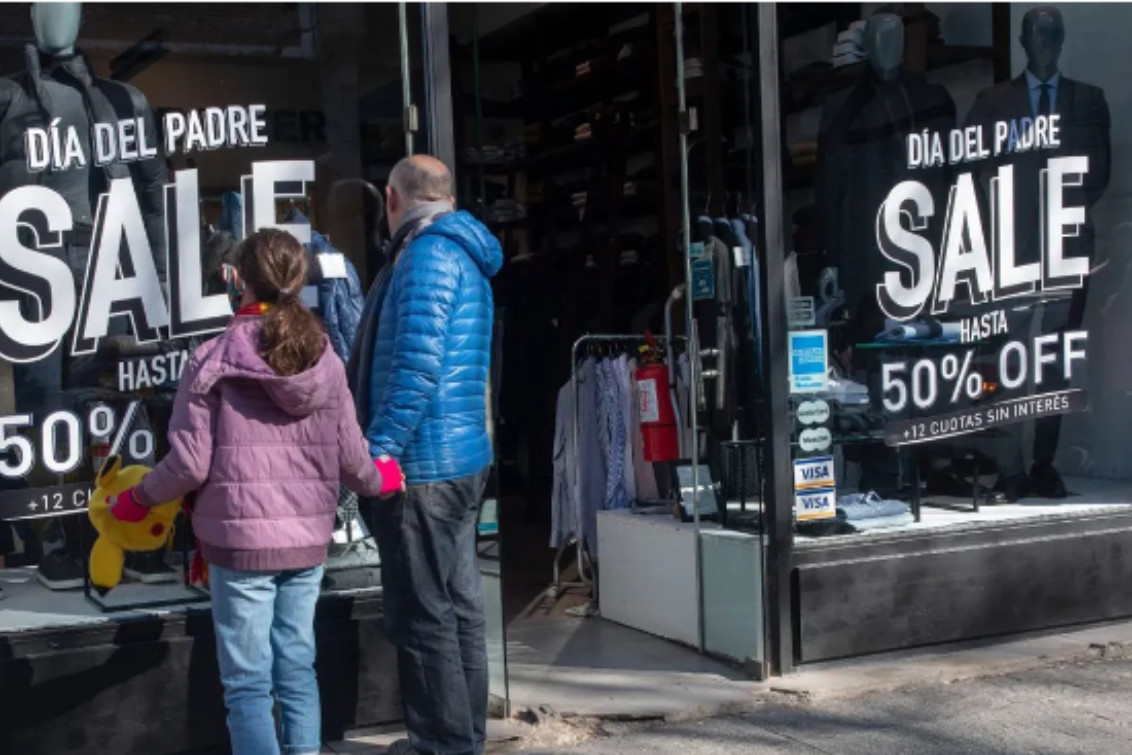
[691,258,715,300]
[317,253,348,279]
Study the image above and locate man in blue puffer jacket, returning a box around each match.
[364,155,502,755]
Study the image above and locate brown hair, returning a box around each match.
[235,229,325,376]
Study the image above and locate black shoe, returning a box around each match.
[124,551,178,584]
[995,473,1030,503]
[926,466,971,497]
[1030,462,1068,498]
[36,552,84,590]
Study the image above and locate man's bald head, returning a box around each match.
[386,155,454,233]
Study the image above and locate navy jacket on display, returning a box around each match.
[309,230,365,362]
[366,211,503,483]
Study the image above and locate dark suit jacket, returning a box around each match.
[817,71,957,312]
[966,73,1110,267]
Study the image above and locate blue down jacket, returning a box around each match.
[366,211,503,483]
[308,230,365,362]
[284,208,365,362]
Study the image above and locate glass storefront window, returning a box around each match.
[0,1,406,605]
[779,4,1129,540]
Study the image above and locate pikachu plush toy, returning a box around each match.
[87,455,182,594]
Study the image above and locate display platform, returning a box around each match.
[795,475,1132,545]
[0,569,401,754]
[793,477,1132,664]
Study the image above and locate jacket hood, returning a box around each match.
[418,210,504,278]
[191,318,339,418]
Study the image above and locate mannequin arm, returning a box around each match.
[1082,90,1111,205]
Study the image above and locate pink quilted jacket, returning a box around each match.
[137,316,385,571]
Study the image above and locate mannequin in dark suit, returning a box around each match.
[817,13,957,316]
[966,6,1110,500]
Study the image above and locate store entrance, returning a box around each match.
[450,3,773,679]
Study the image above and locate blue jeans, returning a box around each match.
[372,469,490,755]
[210,564,325,755]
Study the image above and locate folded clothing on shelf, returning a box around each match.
[876,318,962,343]
[837,491,913,531]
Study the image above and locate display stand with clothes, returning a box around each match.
[549,334,685,610]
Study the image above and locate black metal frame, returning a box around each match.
[421,2,456,176]
[754,3,795,677]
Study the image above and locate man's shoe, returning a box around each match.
[36,552,84,590]
[384,739,417,755]
[995,473,1030,503]
[1030,462,1068,499]
[926,466,971,497]
[124,551,178,584]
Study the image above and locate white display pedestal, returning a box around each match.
[596,509,704,648]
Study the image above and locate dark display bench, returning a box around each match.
[0,572,400,754]
[793,508,1132,664]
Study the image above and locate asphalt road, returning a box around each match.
[521,657,1132,754]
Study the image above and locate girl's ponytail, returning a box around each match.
[236,229,325,376]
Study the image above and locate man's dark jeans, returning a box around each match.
[372,469,490,755]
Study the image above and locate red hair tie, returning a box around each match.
[235,302,271,317]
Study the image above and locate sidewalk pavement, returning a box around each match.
[328,615,1132,751]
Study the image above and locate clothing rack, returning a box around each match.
[549,333,687,606]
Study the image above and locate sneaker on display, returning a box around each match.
[36,552,85,590]
[123,551,179,584]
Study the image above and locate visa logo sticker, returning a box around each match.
[793,456,835,491]
[795,487,836,521]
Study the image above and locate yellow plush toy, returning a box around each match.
[88,455,182,593]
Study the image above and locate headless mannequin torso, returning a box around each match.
[816,13,957,315]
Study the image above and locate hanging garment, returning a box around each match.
[677,353,694,455]
[550,380,578,548]
[784,252,801,302]
[734,217,762,381]
[576,358,607,552]
[597,358,631,512]
[284,208,366,362]
[615,354,637,504]
[219,191,244,240]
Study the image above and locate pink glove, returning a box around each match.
[374,456,405,498]
[108,487,149,523]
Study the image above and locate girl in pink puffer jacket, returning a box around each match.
[109,228,402,755]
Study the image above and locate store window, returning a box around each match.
[0,2,408,607]
[779,4,1129,540]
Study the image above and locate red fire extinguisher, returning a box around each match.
[636,332,679,462]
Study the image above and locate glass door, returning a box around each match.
[674,1,770,679]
